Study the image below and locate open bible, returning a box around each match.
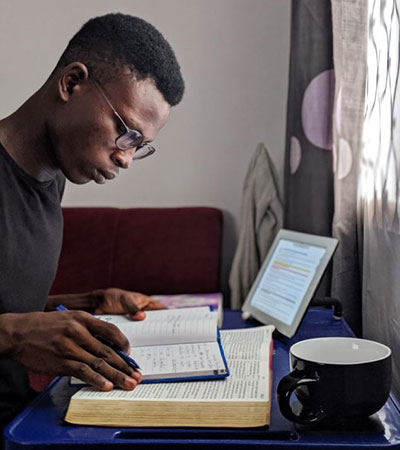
[65,325,274,428]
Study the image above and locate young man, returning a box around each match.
[0,13,185,433]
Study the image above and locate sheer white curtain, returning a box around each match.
[331,0,400,396]
[361,0,400,398]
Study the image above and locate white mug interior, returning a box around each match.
[290,337,391,365]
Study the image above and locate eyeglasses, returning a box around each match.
[92,80,156,160]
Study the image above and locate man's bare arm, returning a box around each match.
[0,311,142,390]
[46,288,166,320]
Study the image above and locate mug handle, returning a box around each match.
[277,370,326,424]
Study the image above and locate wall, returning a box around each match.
[0,0,291,298]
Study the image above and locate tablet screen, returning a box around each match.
[242,230,338,338]
[251,239,327,326]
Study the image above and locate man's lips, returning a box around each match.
[94,169,117,184]
[99,170,116,180]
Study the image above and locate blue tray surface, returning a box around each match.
[5,309,400,449]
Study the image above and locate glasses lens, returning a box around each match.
[116,130,143,150]
[132,145,156,160]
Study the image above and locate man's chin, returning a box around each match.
[63,172,92,185]
[62,168,109,185]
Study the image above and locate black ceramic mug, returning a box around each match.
[277,337,392,425]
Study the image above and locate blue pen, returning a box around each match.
[56,305,141,370]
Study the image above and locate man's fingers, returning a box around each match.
[73,323,137,376]
[67,313,143,385]
[66,358,138,391]
[65,345,139,390]
[130,311,147,321]
[8,310,141,390]
[128,299,166,319]
[122,294,165,318]
[146,299,167,310]
[95,339,143,383]
[122,294,149,313]
[131,369,143,384]
[82,313,131,353]
[125,294,166,311]
[66,311,143,386]
[67,360,114,391]
[129,296,167,311]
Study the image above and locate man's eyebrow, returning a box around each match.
[126,116,142,134]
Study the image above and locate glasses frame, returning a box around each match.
[91,79,156,160]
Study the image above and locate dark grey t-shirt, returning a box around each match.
[0,143,65,427]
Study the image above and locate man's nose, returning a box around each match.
[111,149,135,169]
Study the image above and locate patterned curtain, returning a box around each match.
[330,1,368,335]
[284,0,335,296]
[331,0,400,395]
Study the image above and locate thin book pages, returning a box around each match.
[152,293,224,327]
[65,325,274,428]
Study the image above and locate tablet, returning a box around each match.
[241,229,338,338]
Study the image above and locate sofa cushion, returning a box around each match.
[50,207,223,295]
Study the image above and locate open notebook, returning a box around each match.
[71,307,229,384]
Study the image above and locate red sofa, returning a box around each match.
[51,206,223,295]
[29,206,223,391]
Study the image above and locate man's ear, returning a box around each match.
[58,62,89,102]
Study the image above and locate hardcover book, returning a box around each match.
[65,325,274,428]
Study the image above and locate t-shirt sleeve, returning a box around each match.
[56,172,66,201]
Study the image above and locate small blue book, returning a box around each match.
[71,306,229,384]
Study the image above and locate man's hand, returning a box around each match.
[91,288,166,320]
[0,311,142,391]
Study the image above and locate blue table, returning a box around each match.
[5,309,400,449]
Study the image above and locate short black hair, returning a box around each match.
[55,13,184,106]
